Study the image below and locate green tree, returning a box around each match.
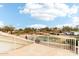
[39,27,51,33]
[2,25,15,34]
[62,26,72,32]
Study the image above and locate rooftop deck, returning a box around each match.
[0,43,76,56]
[0,31,78,56]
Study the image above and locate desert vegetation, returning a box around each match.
[0,25,79,36]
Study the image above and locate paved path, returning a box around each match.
[5,43,76,56]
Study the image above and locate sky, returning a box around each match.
[0,3,79,29]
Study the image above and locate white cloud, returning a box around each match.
[0,5,3,7]
[69,5,78,15]
[29,24,47,29]
[55,24,76,28]
[72,16,79,25]
[1,0,79,3]
[19,3,79,21]
[0,21,4,27]
[55,16,79,28]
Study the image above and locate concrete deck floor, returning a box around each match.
[0,43,76,56]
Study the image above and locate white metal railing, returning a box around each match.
[29,35,77,55]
